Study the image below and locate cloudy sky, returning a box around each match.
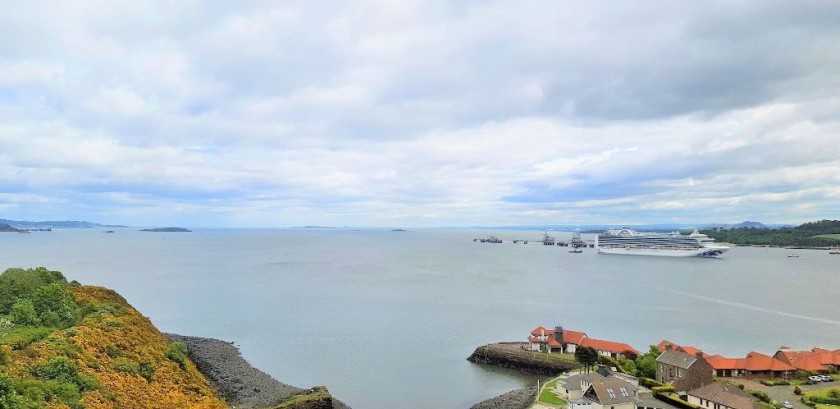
[1,1,838,227]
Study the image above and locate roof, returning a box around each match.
[744,351,795,372]
[688,382,759,409]
[706,352,794,372]
[706,355,746,371]
[548,337,562,347]
[679,346,705,357]
[586,378,638,405]
[581,338,640,355]
[562,373,606,391]
[774,350,827,371]
[657,350,698,369]
[563,330,587,344]
[531,326,555,336]
[657,340,680,352]
[811,348,840,366]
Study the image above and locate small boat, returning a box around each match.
[569,249,583,253]
[787,254,799,258]
[829,247,840,255]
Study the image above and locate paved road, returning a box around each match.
[733,378,837,409]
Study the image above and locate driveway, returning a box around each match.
[734,378,837,409]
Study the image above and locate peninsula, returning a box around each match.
[0,223,22,232]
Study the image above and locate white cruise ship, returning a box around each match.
[596,228,729,257]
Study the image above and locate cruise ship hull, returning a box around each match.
[597,246,729,257]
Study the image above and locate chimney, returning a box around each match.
[665,344,673,351]
[696,351,704,359]
[554,326,564,344]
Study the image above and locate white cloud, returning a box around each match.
[0,1,838,226]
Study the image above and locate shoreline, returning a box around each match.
[166,334,350,409]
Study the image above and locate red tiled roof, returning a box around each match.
[775,350,827,371]
[707,355,746,370]
[580,338,640,355]
[564,330,587,344]
[811,348,840,366]
[531,326,555,336]
[744,351,795,372]
[548,337,562,347]
[679,346,705,357]
[528,336,545,344]
[657,340,679,352]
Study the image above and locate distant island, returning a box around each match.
[702,219,840,247]
[140,227,192,232]
[0,218,127,229]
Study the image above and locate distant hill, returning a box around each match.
[0,223,22,232]
[0,218,127,229]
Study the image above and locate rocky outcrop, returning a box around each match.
[468,342,581,376]
[470,386,538,409]
[166,334,350,409]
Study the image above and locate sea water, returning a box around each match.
[1,228,839,408]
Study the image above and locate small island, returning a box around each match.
[140,227,192,232]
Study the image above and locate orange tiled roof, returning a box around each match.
[657,340,680,351]
[531,326,554,336]
[744,351,795,372]
[706,355,746,370]
[678,346,706,357]
[564,330,587,344]
[775,350,827,371]
[580,338,640,355]
[548,337,562,347]
[811,348,840,366]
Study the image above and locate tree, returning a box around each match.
[635,345,662,379]
[575,347,599,372]
[0,372,21,409]
[10,299,39,326]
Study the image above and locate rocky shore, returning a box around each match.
[166,334,349,409]
[467,342,580,376]
[470,386,537,409]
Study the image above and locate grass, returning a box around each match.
[538,377,568,407]
[805,387,840,400]
[816,405,839,409]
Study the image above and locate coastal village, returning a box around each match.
[516,325,840,409]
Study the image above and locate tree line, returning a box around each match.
[702,219,840,247]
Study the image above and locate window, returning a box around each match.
[620,387,629,397]
[607,389,616,399]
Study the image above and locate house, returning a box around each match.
[705,351,795,378]
[773,347,840,372]
[580,338,640,360]
[564,371,639,409]
[655,348,714,392]
[527,325,588,354]
[687,382,761,409]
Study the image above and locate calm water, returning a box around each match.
[2,229,839,408]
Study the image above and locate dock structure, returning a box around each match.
[15,226,52,231]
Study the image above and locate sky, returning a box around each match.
[1,1,838,227]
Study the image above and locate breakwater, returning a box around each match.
[467,342,581,376]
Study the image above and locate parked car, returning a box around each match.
[808,375,823,382]
[783,401,793,409]
[819,375,834,382]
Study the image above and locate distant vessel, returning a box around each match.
[392,229,407,232]
[829,247,840,255]
[542,229,555,245]
[568,248,583,254]
[787,254,799,258]
[474,235,503,243]
[596,228,729,257]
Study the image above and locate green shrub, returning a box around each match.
[1,326,52,350]
[640,377,664,388]
[33,357,80,384]
[794,386,802,395]
[166,341,189,369]
[112,357,140,375]
[105,344,123,358]
[0,372,21,408]
[0,347,6,365]
[750,390,771,403]
[653,385,676,393]
[138,362,155,381]
[0,267,68,314]
[10,299,39,326]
